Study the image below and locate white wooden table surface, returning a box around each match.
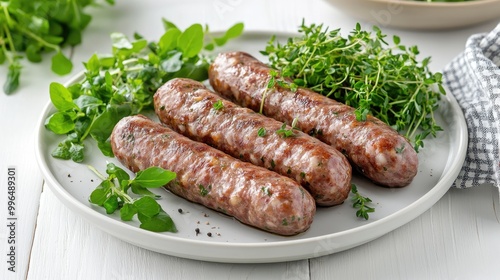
[1,0,500,279]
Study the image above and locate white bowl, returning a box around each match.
[324,0,500,30]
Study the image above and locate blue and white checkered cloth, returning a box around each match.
[443,23,500,188]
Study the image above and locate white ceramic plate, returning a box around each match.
[35,32,467,263]
[324,0,500,30]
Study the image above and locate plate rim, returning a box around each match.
[34,31,468,263]
[366,0,500,8]
[324,0,500,30]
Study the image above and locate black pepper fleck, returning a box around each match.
[195,228,200,236]
[178,208,183,214]
[207,232,212,237]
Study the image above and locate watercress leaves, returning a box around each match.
[88,163,177,233]
[3,62,22,95]
[134,167,177,188]
[178,24,204,58]
[49,82,77,111]
[111,32,134,49]
[45,20,244,162]
[44,112,75,134]
[1,0,114,94]
[205,22,245,51]
[139,210,176,232]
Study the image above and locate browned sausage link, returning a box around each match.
[208,51,419,187]
[154,78,352,206]
[110,115,316,235]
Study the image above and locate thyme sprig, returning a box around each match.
[351,184,375,220]
[262,21,445,151]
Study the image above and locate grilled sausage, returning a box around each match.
[208,51,418,187]
[154,78,352,206]
[110,115,316,235]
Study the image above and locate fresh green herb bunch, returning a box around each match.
[262,21,445,151]
[45,20,244,162]
[88,163,177,232]
[0,0,115,94]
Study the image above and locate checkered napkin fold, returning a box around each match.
[443,23,500,188]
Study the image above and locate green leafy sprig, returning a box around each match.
[0,0,114,94]
[44,20,244,162]
[88,163,177,232]
[262,21,444,152]
[260,69,297,114]
[351,184,375,220]
[276,117,299,138]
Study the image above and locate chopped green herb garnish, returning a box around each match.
[213,99,224,111]
[198,184,210,197]
[276,118,299,138]
[308,128,323,137]
[261,186,272,196]
[395,145,406,154]
[257,127,267,137]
